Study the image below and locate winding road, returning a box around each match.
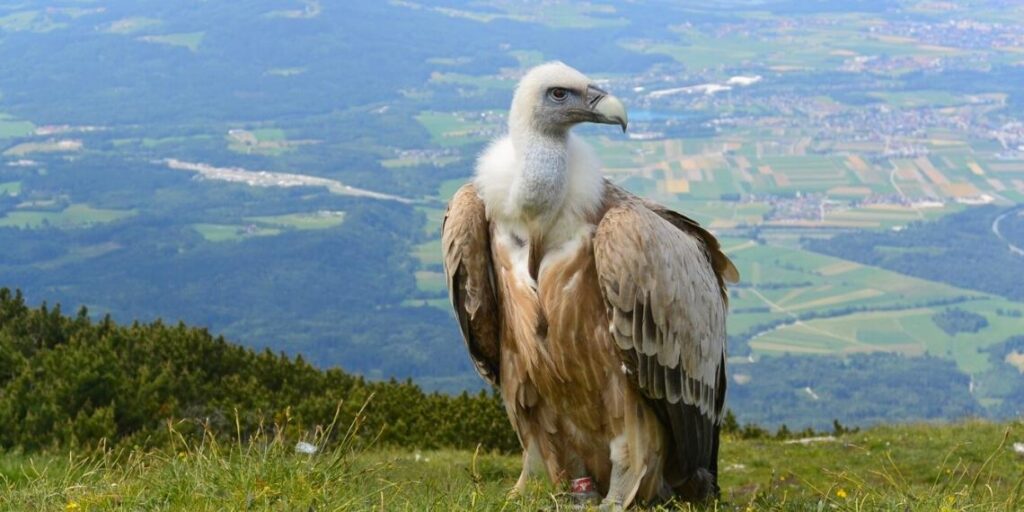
[163,159,416,204]
[991,205,1024,257]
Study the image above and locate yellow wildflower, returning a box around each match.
[65,503,80,511]
[940,494,957,512]
[836,488,848,499]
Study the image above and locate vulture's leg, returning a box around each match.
[510,440,544,496]
[602,402,665,508]
[601,434,648,508]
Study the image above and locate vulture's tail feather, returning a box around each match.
[651,400,719,503]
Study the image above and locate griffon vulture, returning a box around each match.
[442,62,738,507]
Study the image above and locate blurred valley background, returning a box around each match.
[1,0,1023,431]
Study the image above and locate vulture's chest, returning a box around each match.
[491,225,626,421]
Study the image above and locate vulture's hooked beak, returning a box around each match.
[585,84,628,133]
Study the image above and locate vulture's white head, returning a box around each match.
[509,62,627,140]
[476,62,624,223]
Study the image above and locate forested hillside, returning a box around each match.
[0,288,516,453]
[727,353,982,430]
[805,207,1024,301]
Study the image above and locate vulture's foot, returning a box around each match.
[597,500,625,512]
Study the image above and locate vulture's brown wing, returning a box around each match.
[441,183,501,385]
[642,201,740,293]
[593,191,733,497]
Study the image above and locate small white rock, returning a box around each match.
[1012,442,1024,457]
[295,441,318,454]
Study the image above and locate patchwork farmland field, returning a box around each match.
[590,134,1023,221]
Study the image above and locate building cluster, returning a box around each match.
[759,193,829,223]
[878,18,1024,51]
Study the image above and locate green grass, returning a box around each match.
[246,212,345,231]
[2,421,1022,510]
[0,204,134,229]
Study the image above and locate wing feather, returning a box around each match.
[594,184,735,496]
[441,183,501,385]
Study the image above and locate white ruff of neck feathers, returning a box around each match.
[474,127,605,237]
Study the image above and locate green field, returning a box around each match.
[222,125,320,156]
[716,238,1024,393]
[414,270,446,294]
[0,113,34,139]
[2,421,1021,511]
[428,72,515,91]
[0,181,21,196]
[192,223,282,242]
[416,206,446,236]
[139,32,205,51]
[415,111,500,147]
[870,90,966,108]
[103,16,162,34]
[395,1,626,29]
[412,239,442,266]
[586,102,1023,227]
[0,204,134,229]
[752,298,1024,375]
[0,10,68,32]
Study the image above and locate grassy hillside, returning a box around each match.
[2,421,1022,511]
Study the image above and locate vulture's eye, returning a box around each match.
[548,88,569,102]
